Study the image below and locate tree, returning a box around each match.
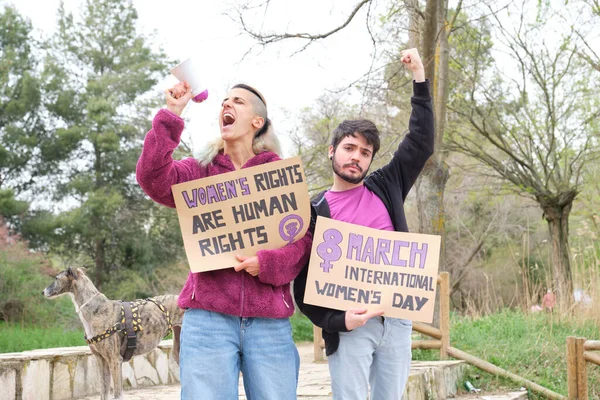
[236,0,504,265]
[405,0,453,239]
[446,2,600,301]
[0,6,43,220]
[42,0,170,288]
[289,94,357,193]
[578,0,600,71]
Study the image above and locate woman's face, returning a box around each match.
[219,88,264,144]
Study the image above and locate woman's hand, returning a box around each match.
[165,81,193,116]
[233,254,260,276]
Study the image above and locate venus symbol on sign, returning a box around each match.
[279,214,304,244]
[316,228,342,273]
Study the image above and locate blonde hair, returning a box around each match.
[197,84,281,166]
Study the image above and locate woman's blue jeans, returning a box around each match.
[179,308,300,400]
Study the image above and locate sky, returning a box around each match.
[14,0,598,157]
[13,0,385,157]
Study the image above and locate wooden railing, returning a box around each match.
[567,337,600,399]
[311,271,567,399]
[412,273,450,357]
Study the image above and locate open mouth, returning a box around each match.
[222,112,235,127]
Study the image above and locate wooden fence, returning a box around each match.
[567,336,600,399]
[311,271,599,399]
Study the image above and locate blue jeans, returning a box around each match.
[328,316,412,400]
[179,308,300,400]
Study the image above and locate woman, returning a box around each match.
[136,81,312,399]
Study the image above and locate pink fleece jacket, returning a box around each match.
[136,109,312,318]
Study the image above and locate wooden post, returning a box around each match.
[567,336,578,399]
[439,272,450,359]
[576,337,588,400]
[313,325,324,362]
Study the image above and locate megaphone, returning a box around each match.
[169,58,208,103]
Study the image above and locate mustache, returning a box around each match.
[343,162,363,172]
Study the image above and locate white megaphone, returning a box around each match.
[169,58,208,103]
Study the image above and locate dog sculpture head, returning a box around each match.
[42,267,83,298]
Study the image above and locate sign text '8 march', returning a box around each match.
[172,157,311,273]
[304,216,441,322]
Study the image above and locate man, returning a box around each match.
[294,48,434,400]
[542,288,556,312]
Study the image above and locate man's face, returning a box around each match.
[219,88,264,142]
[329,134,374,185]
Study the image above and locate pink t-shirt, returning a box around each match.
[324,185,394,231]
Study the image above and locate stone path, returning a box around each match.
[81,342,331,399]
[80,343,528,400]
[454,392,528,400]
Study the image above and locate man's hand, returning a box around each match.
[233,255,260,276]
[165,81,193,116]
[345,308,385,331]
[401,48,425,83]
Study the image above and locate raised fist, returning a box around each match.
[400,48,425,82]
[165,81,193,116]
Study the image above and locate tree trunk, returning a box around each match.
[416,0,448,240]
[95,237,105,290]
[416,160,450,241]
[416,0,450,245]
[405,0,421,48]
[543,203,574,304]
[417,0,450,328]
[415,159,449,328]
[93,142,105,289]
[422,0,439,88]
[434,0,449,156]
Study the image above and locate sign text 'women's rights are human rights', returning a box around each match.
[172,157,311,273]
[304,216,441,322]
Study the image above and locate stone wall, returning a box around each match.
[0,340,178,400]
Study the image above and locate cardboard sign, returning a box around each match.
[172,157,310,273]
[304,216,441,322]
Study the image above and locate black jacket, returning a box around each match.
[294,80,434,356]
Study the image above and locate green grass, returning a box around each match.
[291,311,314,342]
[0,322,86,353]
[414,309,600,398]
[0,312,314,353]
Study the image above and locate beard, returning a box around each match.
[332,157,369,185]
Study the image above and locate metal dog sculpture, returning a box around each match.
[43,267,183,400]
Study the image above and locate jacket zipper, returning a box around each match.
[240,272,245,315]
[282,292,290,309]
[191,273,196,300]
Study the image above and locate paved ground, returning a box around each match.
[82,342,332,399]
[81,343,528,400]
[454,392,528,400]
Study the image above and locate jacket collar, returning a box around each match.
[212,151,281,171]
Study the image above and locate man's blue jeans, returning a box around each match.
[328,316,412,400]
[179,308,300,400]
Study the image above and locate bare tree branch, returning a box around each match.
[239,0,373,46]
[359,0,380,114]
